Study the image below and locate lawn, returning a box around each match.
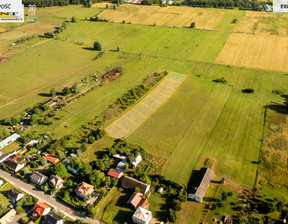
[0,180,14,208]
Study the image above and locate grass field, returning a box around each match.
[106,72,186,139]
[97,5,243,31]
[0,180,14,208]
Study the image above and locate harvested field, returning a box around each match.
[98,5,240,30]
[105,72,186,139]
[214,33,288,72]
[0,28,6,33]
[15,21,60,35]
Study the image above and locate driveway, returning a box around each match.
[0,170,99,224]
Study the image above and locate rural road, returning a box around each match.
[0,170,100,224]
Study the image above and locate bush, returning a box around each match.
[242,88,254,93]
[190,22,195,28]
[93,41,102,51]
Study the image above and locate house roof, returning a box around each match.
[138,198,148,209]
[107,169,123,178]
[0,209,16,224]
[75,182,94,197]
[0,133,20,147]
[121,176,150,194]
[49,175,63,188]
[43,154,59,164]
[190,168,214,199]
[43,213,63,224]
[5,160,19,170]
[127,192,143,208]
[132,155,142,167]
[8,189,23,201]
[33,202,50,216]
[31,171,47,184]
[132,207,152,222]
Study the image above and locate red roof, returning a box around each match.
[127,192,143,208]
[32,202,50,216]
[43,154,59,164]
[4,154,19,164]
[108,170,122,178]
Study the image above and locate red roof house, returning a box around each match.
[107,169,123,179]
[32,202,51,216]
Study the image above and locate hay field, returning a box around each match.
[234,11,288,35]
[106,73,186,139]
[98,5,242,30]
[215,33,288,72]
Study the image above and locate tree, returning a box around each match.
[0,126,10,140]
[178,190,188,202]
[62,87,71,96]
[113,5,116,9]
[30,114,40,125]
[89,170,104,189]
[54,163,68,178]
[117,46,120,51]
[50,88,56,97]
[190,22,195,28]
[87,1,92,7]
[11,115,21,125]
[87,204,96,217]
[135,187,140,193]
[41,157,47,166]
[77,149,82,156]
[34,108,42,115]
[106,4,108,8]
[168,208,177,222]
[71,16,77,22]
[173,200,182,211]
[80,143,87,152]
[43,105,50,111]
[93,41,102,51]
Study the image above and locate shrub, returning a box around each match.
[93,41,102,51]
[190,22,195,28]
[242,88,254,93]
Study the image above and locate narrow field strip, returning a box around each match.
[105,72,186,139]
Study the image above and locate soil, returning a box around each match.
[103,68,122,83]
[0,55,9,63]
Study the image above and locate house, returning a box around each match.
[132,207,152,224]
[49,175,64,189]
[127,192,148,209]
[0,209,16,224]
[0,133,20,149]
[107,169,123,179]
[112,154,126,161]
[42,153,59,165]
[43,213,64,224]
[0,152,16,164]
[0,180,3,187]
[132,155,142,169]
[44,99,57,108]
[121,176,151,195]
[75,182,94,199]
[67,165,80,175]
[30,171,48,186]
[128,192,143,209]
[61,157,70,166]
[188,168,214,203]
[4,154,19,163]
[263,3,271,11]
[32,202,51,217]
[8,189,24,202]
[5,160,26,173]
[24,139,39,148]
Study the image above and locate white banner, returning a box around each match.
[0,0,24,23]
[273,0,288,12]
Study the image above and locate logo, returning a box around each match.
[273,0,288,12]
[0,0,24,23]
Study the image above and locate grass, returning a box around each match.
[206,187,238,223]
[148,192,166,221]
[0,142,20,154]
[0,181,14,208]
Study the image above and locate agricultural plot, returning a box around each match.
[214,33,288,72]
[106,72,186,139]
[98,5,243,31]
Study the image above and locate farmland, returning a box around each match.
[1,3,288,224]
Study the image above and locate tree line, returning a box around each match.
[22,0,100,7]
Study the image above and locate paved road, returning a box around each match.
[0,170,99,224]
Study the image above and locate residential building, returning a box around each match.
[49,175,64,189]
[30,171,48,186]
[0,152,16,164]
[75,182,94,199]
[0,133,20,149]
[32,202,51,216]
[132,207,152,224]
[24,139,39,148]
[67,165,80,175]
[42,153,59,165]
[107,169,123,179]
[43,213,63,224]
[127,192,148,209]
[8,189,24,202]
[5,160,26,173]
[132,155,142,169]
[0,209,16,224]
[188,168,214,203]
[121,176,151,195]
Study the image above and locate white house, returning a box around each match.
[30,171,48,186]
[0,152,16,164]
[132,155,142,169]
[132,207,152,224]
[8,189,24,202]
[0,209,16,224]
[0,133,20,149]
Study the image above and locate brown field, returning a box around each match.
[97,5,226,30]
[105,73,186,139]
[214,33,288,72]
[15,22,60,35]
[0,28,6,33]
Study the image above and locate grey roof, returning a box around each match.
[190,168,214,199]
[8,189,23,200]
[5,160,18,170]
[43,213,63,224]
[30,171,46,183]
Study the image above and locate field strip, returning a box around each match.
[105,72,186,139]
